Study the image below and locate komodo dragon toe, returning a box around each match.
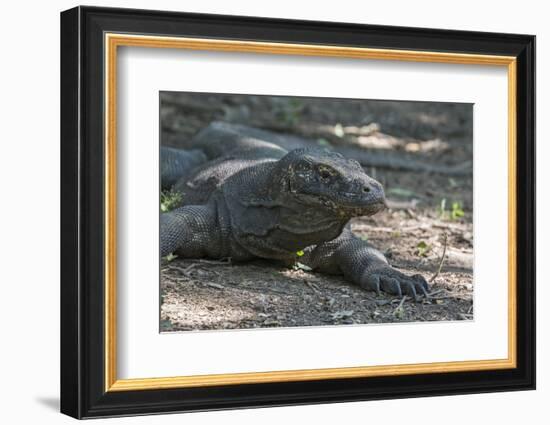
[361,266,429,299]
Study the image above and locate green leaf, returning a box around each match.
[163,253,178,262]
[451,201,465,220]
[416,241,430,257]
[160,190,183,212]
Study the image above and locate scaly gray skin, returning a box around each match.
[160,123,429,298]
[161,147,207,190]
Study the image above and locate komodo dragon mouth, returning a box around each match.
[289,190,386,217]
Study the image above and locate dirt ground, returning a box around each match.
[159,93,474,332]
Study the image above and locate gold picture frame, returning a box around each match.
[104,33,517,392]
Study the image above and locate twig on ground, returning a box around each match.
[304,280,321,293]
[352,223,430,233]
[427,289,446,297]
[429,233,448,283]
[201,281,225,290]
[406,208,417,219]
[165,263,197,276]
[183,264,200,276]
[165,258,232,277]
[196,257,232,265]
[393,296,408,313]
[430,294,471,301]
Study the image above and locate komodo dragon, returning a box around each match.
[160,122,429,298]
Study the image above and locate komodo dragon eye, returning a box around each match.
[318,166,334,180]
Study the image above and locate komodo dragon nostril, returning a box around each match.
[363,186,371,193]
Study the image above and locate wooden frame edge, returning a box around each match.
[108,358,516,391]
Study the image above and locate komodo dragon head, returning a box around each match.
[271,148,386,219]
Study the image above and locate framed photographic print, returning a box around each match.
[60,5,535,419]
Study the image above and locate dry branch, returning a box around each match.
[430,233,448,283]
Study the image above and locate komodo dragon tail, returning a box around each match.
[163,121,471,176]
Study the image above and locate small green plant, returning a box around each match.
[160,190,183,212]
[292,250,313,271]
[416,240,430,257]
[451,201,465,220]
[437,198,465,221]
[163,253,178,262]
[393,306,405,319]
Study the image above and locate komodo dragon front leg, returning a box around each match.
[300,226,429,298]
[160,204,224,259]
